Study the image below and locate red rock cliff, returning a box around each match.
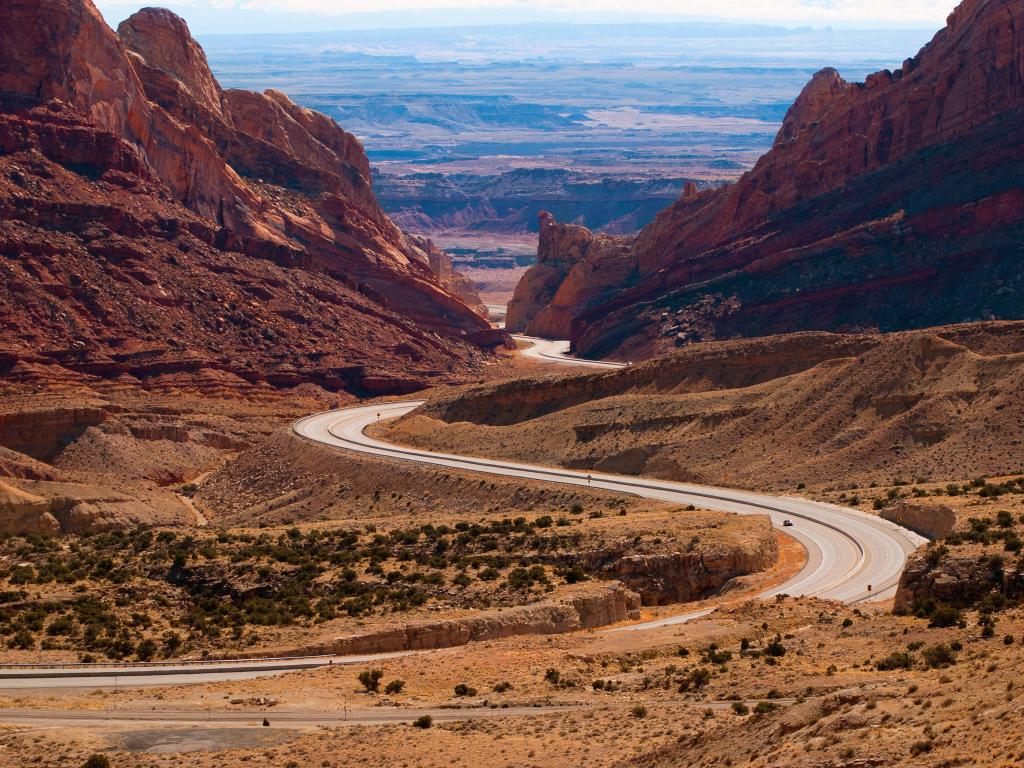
[0,1,495,392]
[511,0,1024,359]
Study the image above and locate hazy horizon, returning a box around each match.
[94,0,951,36]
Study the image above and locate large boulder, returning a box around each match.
[0,481,59,536]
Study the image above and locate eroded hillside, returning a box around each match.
[385,323,1024,491]
[0,1,496,394]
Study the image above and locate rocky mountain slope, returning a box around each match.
[384,322,1024,491]
[0,1,495,394]
[508,0,1024,359]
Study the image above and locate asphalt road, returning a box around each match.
[0,335,924,692]
[294,402,925,616]
[0,653,414,690]
[0,704,578,728]
[515,335,628,370]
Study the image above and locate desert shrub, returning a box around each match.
[544,668,561,685]
[910,740,933,756]
[875,652,914,671]
[46,615,75,636]
[702,644,732,665]
[478,567,501,581]
[453,683,477,697]
[385,680,405,694]
[9,630,34,650]
[731,701,749,715]
[82,755,110,768]
[506,565,548,590]
[924,545,948,567]
[753,701,778,715]
[413,715,432,729]
[631,705,647,719]
[679,667,712,691]
[921,644,957,669]
[559,566,588,584]
[925,603,963,628]
[765,634,787,657]
[493,681,513,693]
[358,668,383,693]
[135,638,157,661]
[162,632,182,656]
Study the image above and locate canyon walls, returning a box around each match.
[0,1,496,393]
[511,0,1024,359]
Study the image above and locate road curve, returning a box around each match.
[294,403,925,618]
[0,338,924,692]
[515,335,629,370]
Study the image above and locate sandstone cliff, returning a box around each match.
[260,583,643,658]
[0,1,495,392]
[880,501,957,541]
[894,545,1024,613]
[511,0,1024,358]
[507,211,637,337]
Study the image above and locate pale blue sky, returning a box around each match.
[96,0,954,34]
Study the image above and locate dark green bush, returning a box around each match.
[358,668,383,693]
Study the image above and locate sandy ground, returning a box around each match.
[4,589,1023,767]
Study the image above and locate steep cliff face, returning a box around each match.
[512,0,1024,358]
[506,211,637,336]
[0,1,492,391]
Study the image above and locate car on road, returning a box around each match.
[783,519,794,527]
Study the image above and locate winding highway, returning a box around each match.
[515,335,629,370]
[294,401,925,612]
[0,336,925,691]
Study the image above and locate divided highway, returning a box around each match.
[515,335,628,370]
[297,335,924,610]
[0,336,925,690]
[294,402,925,613]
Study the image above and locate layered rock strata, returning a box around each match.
[0,1,495,392]
[510,0,1024,359]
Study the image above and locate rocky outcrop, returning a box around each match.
[0,0,497,393]
[408,233,486,316]
[881,502,957,541]
[116,7,226,120]
[512,0,1024,359]
[507,211,637,336]
[0,406,110,461]
[0,478,183,535]
[267,583,642,657]
[570,535,779,605]
[894,546,1024,612]
[0,481,60,536]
